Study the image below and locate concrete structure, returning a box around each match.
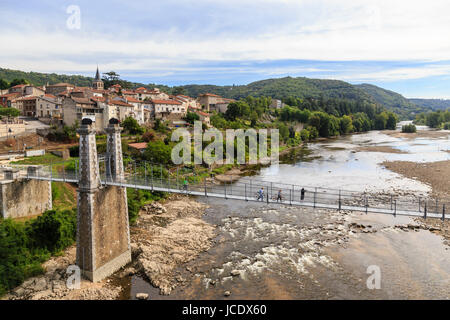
[0,119,26,138]
[270,99,285,109]
[76,118,131,282]
[0,167,52,219]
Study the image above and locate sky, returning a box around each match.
[2,0,450,98]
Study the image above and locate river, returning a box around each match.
[125,124,450,300]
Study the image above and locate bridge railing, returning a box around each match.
[9,161,450,220]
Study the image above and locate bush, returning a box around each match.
[402,124,417,133]
[443,122,450,130]
[27,210,77,253]
[300,129,310,142]
[122,117,144,135]
[0,209,77,296]
[143,141,172,164]
[142,130,156,142]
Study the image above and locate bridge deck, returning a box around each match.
[15,168,448,220]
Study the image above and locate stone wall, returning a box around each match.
[93,186,130,275]
[0,179,52,219]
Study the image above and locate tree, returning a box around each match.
[9,79,29,87]
[386,112,398,130]
[143,141,172,164]
[374,112,388,130]
[0,79,9,90]
[173,86,186,96]
[103,71,120,82]
[0,108,21,118]
[339,115,354,134]
[122,117,144,135]
[185,112,200,125]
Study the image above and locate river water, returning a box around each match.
[125,125,450,300]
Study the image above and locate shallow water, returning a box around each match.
[248,129,449,193]
[126,128,450,300]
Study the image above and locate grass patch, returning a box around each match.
[51,182,77,211]
[12,154,62,165]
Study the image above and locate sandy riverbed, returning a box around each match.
[382,160,450,199]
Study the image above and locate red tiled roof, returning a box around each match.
[109,100,133,107]
[126,97,141,103]
[48,83,75,87]
[151,99,182,105]
[0,93,21,98]
[71,97,94,105]
[196,111,209,117]
[91,96,106,102]
[200,93,221,98]
[17,96,37,101]
[44,94,57,99]
[128,142,148,150]
[11,84,26,89]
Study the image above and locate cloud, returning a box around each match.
[2,0,450,96]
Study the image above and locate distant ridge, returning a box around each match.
[0,67,438,119]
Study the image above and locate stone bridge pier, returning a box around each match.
[76,118,131,282]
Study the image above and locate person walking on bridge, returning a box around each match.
[277,190,283,202]
[301,188,306,201]
[183,178,189,192]
[257,187,265,201]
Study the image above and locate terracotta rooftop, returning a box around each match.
[109,100,133,107]
[151,99,182,105]
[126,97,141,103]
[128,142,148,150]
[48,83,75,87]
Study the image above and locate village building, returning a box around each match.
[46,83,75,95]
[140,88,169,101]
[0,93,21,107]
[13,96,38,116]
[63,96,104,131]
[8,84,27,95]
[152,99,185,119]
[270,99,285,109]
[176,94,201,110]
[197,93,234,113]
[24,85,45,97]
[36,94,62,119]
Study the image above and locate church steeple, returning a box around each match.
[95,66,101,81]
[93,66,104,91]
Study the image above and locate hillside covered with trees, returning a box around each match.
[0,67,436,120]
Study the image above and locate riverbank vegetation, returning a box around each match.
[0,209,77,296]
[402,124,417,133]
[414,109,450,129]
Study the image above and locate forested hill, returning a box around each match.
[0,67,436,119]
[181,77,374,102]
[408,98,450,111]
[0,68,154,90]
[355,83,428,120]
